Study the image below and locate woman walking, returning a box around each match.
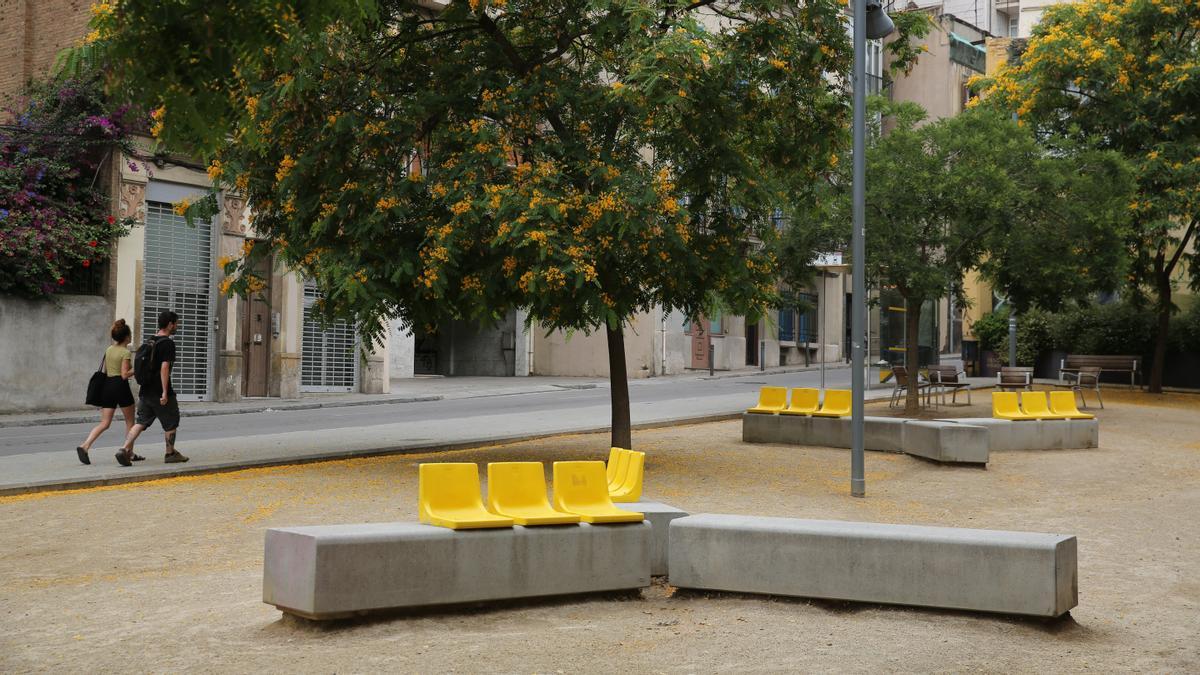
[76,319,143,465]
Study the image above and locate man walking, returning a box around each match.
[117,310,189,466]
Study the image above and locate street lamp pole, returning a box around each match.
[851,0,893,499]
[850,0,867,498]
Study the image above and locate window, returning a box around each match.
[779,293,818,344]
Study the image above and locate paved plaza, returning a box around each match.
[1,389,1196,671]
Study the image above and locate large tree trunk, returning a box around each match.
[1149,275,1171,394]
[905,297,923,414]
[606,323,632,449]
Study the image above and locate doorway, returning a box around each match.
[241,246,271,397]
[689,316,710,369]
[745,321,759,367]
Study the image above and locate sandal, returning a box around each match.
[76,447,90,465]
[115,448,133,467]
[130,453,146,462]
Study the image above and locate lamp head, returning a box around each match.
[865,1,895,40]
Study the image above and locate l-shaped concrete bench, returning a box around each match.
[742,413,1099,465]
[669,514,1078,617]
[264,521,651,619]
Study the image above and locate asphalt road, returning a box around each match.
[0,366,878,459]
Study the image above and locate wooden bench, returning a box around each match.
[996,366,1033,392]
[1060,355,1140,389]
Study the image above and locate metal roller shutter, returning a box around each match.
[141,201,216,401]
[301,280,359,392]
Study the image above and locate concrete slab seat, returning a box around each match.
[617,501,689,576]
[938,418,1099,451]
[902,421,989,464]
[742,414,987,464]
[605,447,645,503]
[264,521,651,620]
[668,514,1078,618]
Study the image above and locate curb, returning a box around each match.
[0,411,742,497]
[0,395,444,429]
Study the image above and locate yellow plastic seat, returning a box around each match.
[1021,391,1068,420]
[1048,391,1095,420]
[418,463,515,530]
[992,392,1037,420]
[609,449,644,503]
[552,461,643,524]
[780,388,819,416]
[486,462,581,526]
[606,447,631,492]
[605,447,623,485]
[811,389,851,417]
[746,386,787,414]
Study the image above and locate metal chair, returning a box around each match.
[889,365,930,408]
[1055,366,1103,409]
[928,365,971,406]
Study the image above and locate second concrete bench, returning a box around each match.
[669,514,1077,617]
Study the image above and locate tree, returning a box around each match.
[977,0,1200,393]
[824,100,1130,412]
[81,0,864,448]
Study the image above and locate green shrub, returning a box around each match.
[998,307,1053,366]
[972,307,1009,352]
[1050,302,1156,355]
[1169,301,1200,353]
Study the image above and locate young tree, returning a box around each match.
[978,0,1200,393]
[825,100,1130,412]
[81,0,861,448]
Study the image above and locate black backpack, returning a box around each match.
[133,337,161,386]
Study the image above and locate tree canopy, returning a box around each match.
[977,0,1199,392]
[78,0,926,445]
[808,99,1131,410]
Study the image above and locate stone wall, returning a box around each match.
[0,295,115,413]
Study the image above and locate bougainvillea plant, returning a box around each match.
[0,74,136,299]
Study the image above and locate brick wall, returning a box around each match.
[0,0,91,101]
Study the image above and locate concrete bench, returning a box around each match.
[264,521,650,620]
[618,500,688,576]
[937,418,1099,451]
[743,414,987,465]
[668,514,1077,617]
[902,420,988,464]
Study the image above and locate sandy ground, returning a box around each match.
[1,389,1198,673]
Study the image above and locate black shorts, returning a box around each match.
[99,376,135,409]
[136,395,181,431]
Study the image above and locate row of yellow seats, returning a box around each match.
[992,391,1094,421]
[747,387,851,417]
[605,447,645,503]
[418,461,644,530]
